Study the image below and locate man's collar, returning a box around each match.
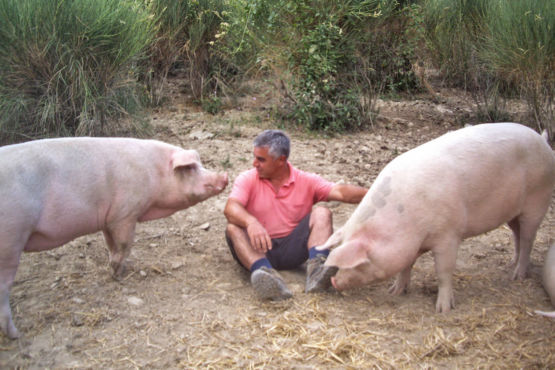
[282,161,296,186]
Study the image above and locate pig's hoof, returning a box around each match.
[1,319,20,340]
[8,326,20,339]
[251,267,292,301]
[511,267,528,281]
[305,265,339,293]
[110,262,127,281]
[435,294,455,313]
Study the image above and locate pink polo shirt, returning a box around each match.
[229,162,334,238]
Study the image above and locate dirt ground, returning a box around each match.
[1,77,554,368]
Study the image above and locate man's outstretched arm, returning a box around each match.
[326,184,368,204]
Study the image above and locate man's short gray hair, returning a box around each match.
[253,130,290,159]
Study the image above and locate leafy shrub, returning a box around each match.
[252,0,418,132]
[0,0,154,143]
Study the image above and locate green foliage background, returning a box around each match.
[0,0,552,142]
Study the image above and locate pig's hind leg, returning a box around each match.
[102,221,137,279]
[507,205,548,280]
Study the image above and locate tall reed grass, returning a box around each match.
[144,0,227,104]
[0,0,154,143]
[422,0,554,136]
[421,0,489,87]
[481,0,554,137]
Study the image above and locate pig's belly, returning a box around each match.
[460,190,521,238]
[24,218,102,252]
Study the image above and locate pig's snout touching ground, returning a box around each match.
[331,276,338,290]
[305,265,338,292]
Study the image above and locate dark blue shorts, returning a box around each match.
[226,213,311,271]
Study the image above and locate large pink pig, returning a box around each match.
[315,123,555,313]
[0,137,228,338]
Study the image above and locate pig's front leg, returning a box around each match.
[433,239,459,313]
[0,290,19,339]
[0,248,22,339]
[102,221,137,279]
[389,265,412,295]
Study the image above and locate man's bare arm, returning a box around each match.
[326,184,368,204]
[224,198,272,252]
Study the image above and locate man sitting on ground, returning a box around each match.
[224,129,367,300]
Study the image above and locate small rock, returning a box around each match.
[72,297,85,304]
[199,222,210,231]
[189,130,215,140]
[127,296,144,306]
[71,314,84,327]
[435,105,453,115]
[171,262,184,270]
[139,270,147,277]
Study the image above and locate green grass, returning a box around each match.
[0,0,154,142]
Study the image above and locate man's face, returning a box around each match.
[253,146,284,179]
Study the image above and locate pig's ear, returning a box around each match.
[317,227,344,250]
[171,150,200,171]
[327,240,369,269]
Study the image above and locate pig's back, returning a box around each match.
[390,123,554,192]
[0,138,173,249]
[1,137,166,199]
[380,123,554,236]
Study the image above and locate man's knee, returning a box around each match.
[310,206,332,226]
[226,223,245,238]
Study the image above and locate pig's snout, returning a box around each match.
[216,172,229,192]
[331,276,338,290]
[205,172,228,194]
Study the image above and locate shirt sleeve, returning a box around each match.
[228,170,253,206]
[304,171,334,203]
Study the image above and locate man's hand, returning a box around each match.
[224,198,272,253]
[246,219,272,253]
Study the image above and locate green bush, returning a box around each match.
[0,0,154,143]
[422,0,554,135]
[209,0,272,94]
[252,0,418,132]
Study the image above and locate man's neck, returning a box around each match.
[269,162,291,191]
